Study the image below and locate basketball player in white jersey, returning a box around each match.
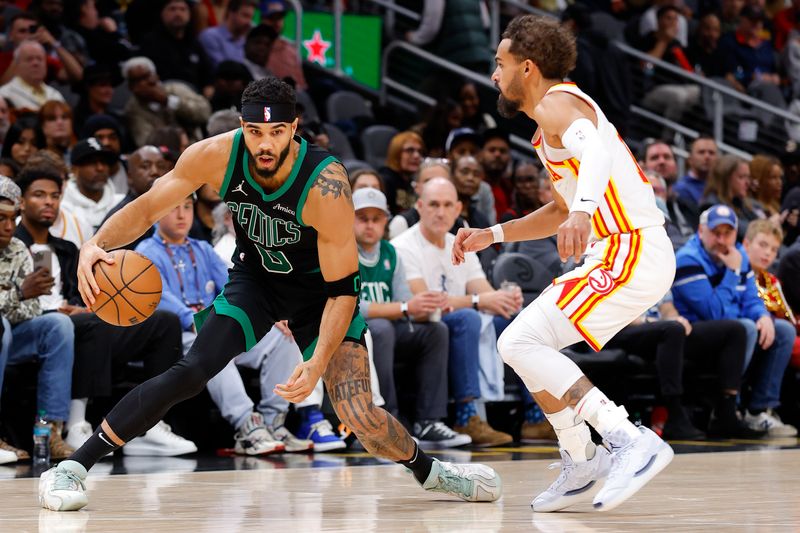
[452,15,676,512]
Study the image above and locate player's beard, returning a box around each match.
[496,74,524,119]
[250,142,291,179]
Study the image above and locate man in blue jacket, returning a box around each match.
[672,205,797,436]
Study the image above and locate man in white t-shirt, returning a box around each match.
[391,178,520,447]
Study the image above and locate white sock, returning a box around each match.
[544,407,595,462]
[575,387,639,440]
[67,398,88,429]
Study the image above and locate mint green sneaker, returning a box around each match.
[421,459,502,502]
[39,460,88,511]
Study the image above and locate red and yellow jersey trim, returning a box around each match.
[555,230,643,351]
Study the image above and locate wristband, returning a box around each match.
[472,293,480,310]
[490,224,504,243]
[400,301,414,332]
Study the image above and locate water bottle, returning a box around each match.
[33,411,51,468]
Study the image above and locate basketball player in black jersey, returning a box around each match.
[39,78,502,511]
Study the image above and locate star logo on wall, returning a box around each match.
[303,29,331,66]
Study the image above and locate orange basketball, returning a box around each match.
[92,250,162,327]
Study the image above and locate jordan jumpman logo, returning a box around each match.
[232,181,248,196]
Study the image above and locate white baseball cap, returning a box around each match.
[353,187,389,214]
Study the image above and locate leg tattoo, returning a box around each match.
[324,342,415,461]
[562,376,595,409]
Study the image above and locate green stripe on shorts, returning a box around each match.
[193,291,258,351]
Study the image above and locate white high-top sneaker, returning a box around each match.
[532,446,612,512]
[592,426,673,512]
[39,460,89,511]
[420,459,502,502]
[123,421,198,456]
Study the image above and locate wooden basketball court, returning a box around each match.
[2,448,798,532]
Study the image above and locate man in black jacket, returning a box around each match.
[14,167,196,456]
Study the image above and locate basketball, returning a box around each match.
[92,250,162,327]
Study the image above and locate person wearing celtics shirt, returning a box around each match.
[353,187,470,449]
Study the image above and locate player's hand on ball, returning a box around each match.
[452,228,492,265]
[275,360,323,403]
[77,241,116,308]
[558,211,591,262]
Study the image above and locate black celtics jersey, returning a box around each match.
[219,129,338,277]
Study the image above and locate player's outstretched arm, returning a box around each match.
[76,135,232,308]
[275,161,359,403]
[452,190,568,265]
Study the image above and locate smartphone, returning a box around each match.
[32,249,52,272]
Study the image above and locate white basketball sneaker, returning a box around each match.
[531,446,612,512]
[592,426,674,512]
[39,460,89,511]
[65,421,94,450]
[233,412,284,456]
[123,421,198,456]
[0,447,16,465]
[421,459,502,502]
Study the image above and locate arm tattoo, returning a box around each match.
[313,162,352,201]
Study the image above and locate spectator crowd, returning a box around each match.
[1,0,800,468]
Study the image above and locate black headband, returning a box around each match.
[241,102,296,124]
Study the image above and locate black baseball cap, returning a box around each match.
[71,138,118,166]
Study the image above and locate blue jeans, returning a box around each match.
[442,309,481,402]
[0,317,11,410]
[739,317,796,410]
[7,313,74,421]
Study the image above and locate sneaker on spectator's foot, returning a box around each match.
[414,420,471,449]
[0,447,16,465]
[233,413,284,456]
[521,420,557,442]
[123,421,198,456]
[420,459,502,502]
[65,421,94,450]
[0,437,29,461]
[592,426,673,512]
[272,425,314,452]
[453,416,512,448]
[662,408,705,440]
[744,409,798,437]
[707,409,766,439]
[531,446,612,512]
[298,409,346,452]
[38,460,88,511]
[48,422,75,460]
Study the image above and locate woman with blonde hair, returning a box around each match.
[702,154,766,239]
[378,131,425,214]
